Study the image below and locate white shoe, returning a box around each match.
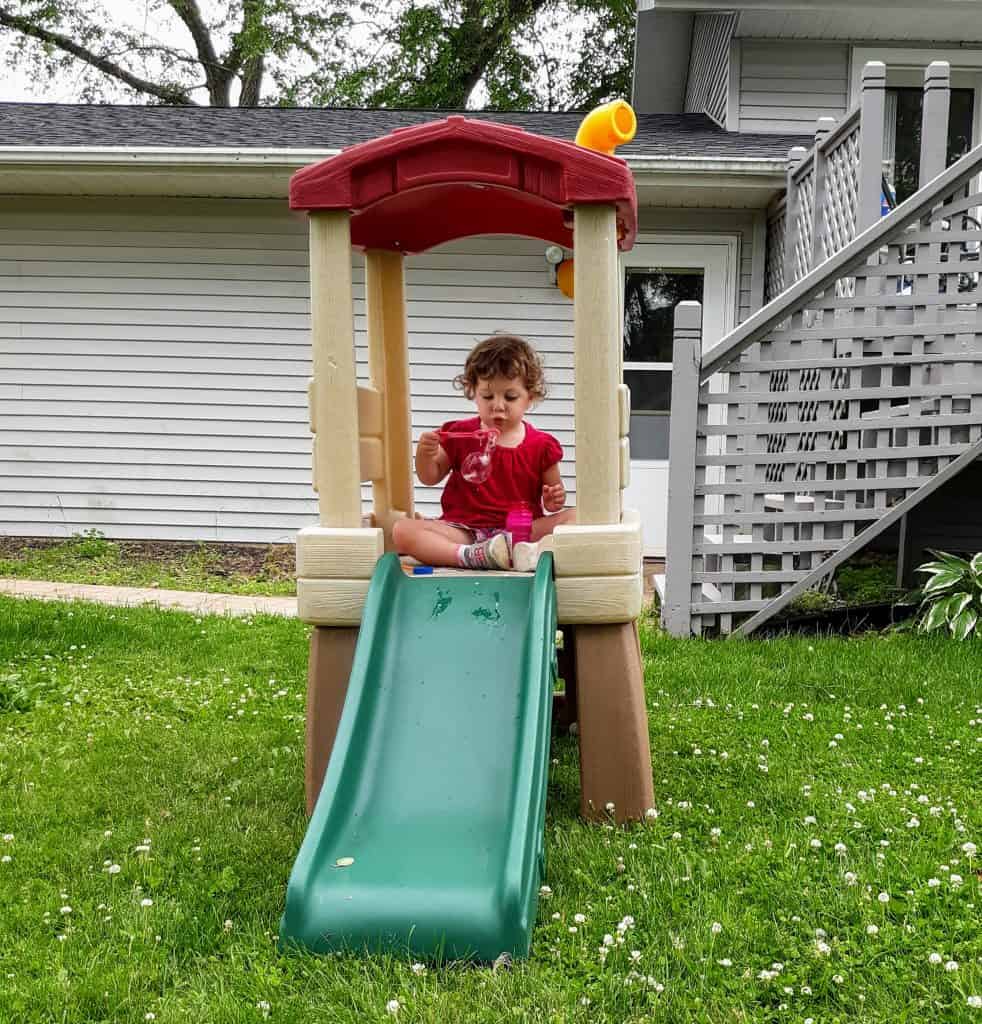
[512,541,540,572]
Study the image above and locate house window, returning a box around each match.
[622,268,704,460]
[884,87,975,204]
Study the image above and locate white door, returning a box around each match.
[621,239,737,556]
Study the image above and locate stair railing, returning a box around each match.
[664,130,982,637]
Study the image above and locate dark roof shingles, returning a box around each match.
[0,103,811,159]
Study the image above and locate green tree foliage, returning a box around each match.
[0,0,635,110]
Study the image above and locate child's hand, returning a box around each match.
[417,431,443,460]
[542,481,566,513]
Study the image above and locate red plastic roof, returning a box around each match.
[289,116,637,254]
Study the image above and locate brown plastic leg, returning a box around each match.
[305,626,359,814]
[574,621,654,823]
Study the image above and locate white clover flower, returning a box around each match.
[711,922,722,934]
[906,817,920,829]
[0,855,10,864]
[602,934,614,947]
[108,864,121,875]
[815,940,831,955]
[878,891,890,903]
[962,842,977,858]
[928,877,941,888]
[385,999,401,1015]
[866,924,879,936]
[644,807,658,820]
[834,842,847,855]
[966,995,981,1009]
[630,950,642,962]
[573,913,586,924]
[710,827,722,838]
[605,802,615,813]
[945,960,959,972]
[60,906,72,915]
[929,952,943,965]
[810,839,822,850]
[257,1001,271,1019]
[140,898,153,908]
[2,834,13,843]
[718,958,733,966]
[843,871,857,885]
[539,885,552,897]
[833,974,844,984]
[671,831,682,840]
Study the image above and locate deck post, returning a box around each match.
[919,61,951,187]
[811,116,836,267]
[783,146,809,288]
[663,302,702,637]
[858,61,887,233]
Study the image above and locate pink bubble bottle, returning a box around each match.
[506,502,534,545]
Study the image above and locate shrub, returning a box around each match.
[914,550,982,640]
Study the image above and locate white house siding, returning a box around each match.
[738,41,850,133]
[0,196,576,542]
[685,12,737,127]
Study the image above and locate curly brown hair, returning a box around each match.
[453,335,547,401]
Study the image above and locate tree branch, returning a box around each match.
[239,53,264,106]
[445,0,551,106]
[0,5,197,104]
[166,0,231,104]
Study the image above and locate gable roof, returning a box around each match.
[0,102,809,160]
[0,103,811,205]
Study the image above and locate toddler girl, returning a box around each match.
[392,335,574,570]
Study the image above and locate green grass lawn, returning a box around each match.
[1,597,979,1023]
[0,534,296,596]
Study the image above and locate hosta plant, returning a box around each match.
[914,550,982,640]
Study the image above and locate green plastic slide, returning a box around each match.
[280,552,557,961]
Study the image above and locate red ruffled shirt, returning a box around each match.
[438,417,564,530]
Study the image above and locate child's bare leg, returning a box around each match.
[531,507,576,541]
[392,519,473,567]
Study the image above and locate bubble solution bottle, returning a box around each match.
[506,502,534,545]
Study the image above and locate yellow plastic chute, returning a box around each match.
[556,100,637,299]
[574,99,637,156]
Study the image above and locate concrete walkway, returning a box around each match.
[0,578,297,618]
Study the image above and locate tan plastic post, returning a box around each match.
[365,250,415,533]
[309,211,361,527]
[573,204,621,525]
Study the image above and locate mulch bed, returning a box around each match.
[0,536,296,579]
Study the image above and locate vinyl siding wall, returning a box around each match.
[0,196,576,542]
[737,41,850,132]
[0,197,754,543]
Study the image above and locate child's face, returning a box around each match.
[474,374,532,432]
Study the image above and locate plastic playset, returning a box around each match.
[280,100,655,961]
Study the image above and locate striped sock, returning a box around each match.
[457,533,511,570]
